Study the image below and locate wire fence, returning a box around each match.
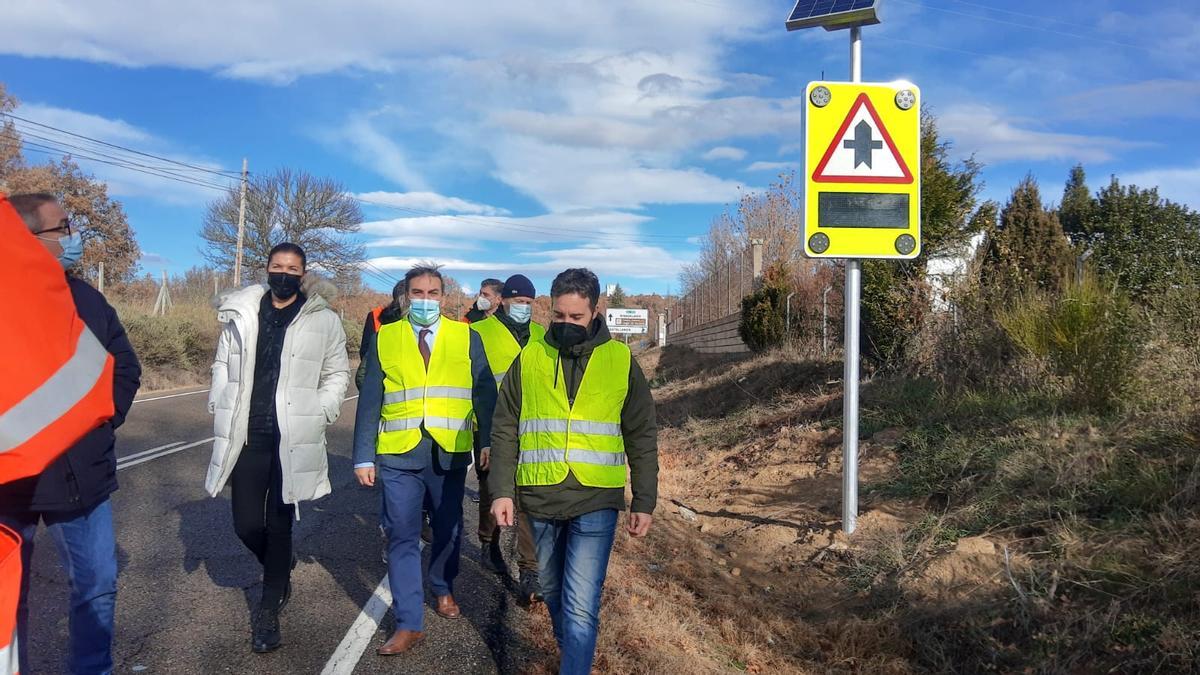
[667,244,760,335]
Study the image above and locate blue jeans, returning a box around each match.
[379,461,466,632]
[0,499,117,675]
[529,509,619,675]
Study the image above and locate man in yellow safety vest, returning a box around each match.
[352,264,497,656]
[469,274,544,603]
[489,268,658,675]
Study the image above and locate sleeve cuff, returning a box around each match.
[354,462,375,469]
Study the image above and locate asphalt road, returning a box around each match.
[21,386,537,674]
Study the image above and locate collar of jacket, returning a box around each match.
[214,274,338,323]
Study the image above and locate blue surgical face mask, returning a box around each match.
[47,231,84,269]
[409,298,441,326]
[507,302,532,324]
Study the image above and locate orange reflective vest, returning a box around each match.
[0,525,18,673]
[371,306,384,332]
[0,196,116,674]
[0,196,115,481]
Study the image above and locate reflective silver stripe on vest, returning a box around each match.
[0,326,109,453]
[568,449,627,466]
[379,417,423,433]
[518,448,567,465]
[519,419,568,435]
[518,419,621,437]
[382,388,423,406]
[424,416,472,432]
[424,386,473,400]
[518,448,626,467]
[383,386,471,406]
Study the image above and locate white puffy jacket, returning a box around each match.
[206,277,350,505]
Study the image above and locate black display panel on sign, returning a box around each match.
[817,192,909,228]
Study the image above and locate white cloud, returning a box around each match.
[139,252,171,267]
[360,209,653,248]
[368,241,688,282]
[703,146,748,161]
[938,103,1147,164]
[1121,165,1200,210]
[321,112,428,191]
[745,161,799,172]
[1056,79,1200,122]
[0,2,769,83]
[14,103,233,205]
[356,191,508,216]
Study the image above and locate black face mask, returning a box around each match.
[550,321,589,352]
[268,272,302,300]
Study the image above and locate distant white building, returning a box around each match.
[605,283,617,298]
[926,231,986,312]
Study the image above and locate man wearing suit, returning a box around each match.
[352,264,497,655]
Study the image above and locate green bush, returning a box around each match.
[342,318,363,358]
[737,263,790,352]
[998,274,1142,411]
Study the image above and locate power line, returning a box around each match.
[893,0,1155,53]
[9,131,235,191]
[0,138,233,192]
[0,111,241,177]
[15,126,231,178]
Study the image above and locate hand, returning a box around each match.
[491,497,515,528]
[354,466,376,487]
[478,447,491,471]
[627,511,653,538]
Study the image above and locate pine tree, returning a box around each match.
[609,284,627,308]
[1058,164,1095,244]
[981,175,1072,296]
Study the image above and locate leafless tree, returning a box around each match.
[200,167,364,285]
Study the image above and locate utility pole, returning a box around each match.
[97,261,105,295]
[233,157,248,287]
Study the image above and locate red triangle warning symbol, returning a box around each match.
[812,93,913,185]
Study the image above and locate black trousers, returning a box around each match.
[230,428,295,611]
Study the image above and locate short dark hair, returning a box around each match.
[8,193,58,230]
[391,280,406,305]
[405,263,444,293]
[268,242,306,269]
[551,268,601,309]
[480,278,503,294]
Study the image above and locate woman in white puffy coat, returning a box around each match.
[205,243,349,654]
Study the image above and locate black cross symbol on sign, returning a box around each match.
[843,119,883,169]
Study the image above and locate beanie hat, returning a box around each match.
[502,274,536,299]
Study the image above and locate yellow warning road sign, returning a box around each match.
[803,81,921,259]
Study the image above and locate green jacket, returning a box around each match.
[488,317,658,519]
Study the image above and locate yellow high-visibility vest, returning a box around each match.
[470,315,546,390]
[376,318,475,454]
[517,338,630,488]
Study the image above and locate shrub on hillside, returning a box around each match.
[738,263,790,352]
[998,275,1141,411]
[342,318,362,358]
[122,307,219,375]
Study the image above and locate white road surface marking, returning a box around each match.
[320,574,393,675]
[117,437,215,471]
[133,389,210,404]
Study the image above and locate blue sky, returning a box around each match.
[2,0,1197,294]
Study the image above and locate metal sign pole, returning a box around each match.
[842,25,863,535]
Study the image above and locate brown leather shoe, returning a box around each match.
[436,594,461,619]
[377,629,424,655]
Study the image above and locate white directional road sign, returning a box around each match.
[605,308,649,335]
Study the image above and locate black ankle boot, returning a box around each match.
[252,607,281,653]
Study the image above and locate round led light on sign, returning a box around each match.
[810,86,831,108]
[895,89,916,111]
[895,234,917,255]
[809,232,830,254]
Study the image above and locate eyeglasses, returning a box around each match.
[36,220,72,238]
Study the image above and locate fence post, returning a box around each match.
[751,238,764,282]
[659,313,668,347]
[97,262,105,295]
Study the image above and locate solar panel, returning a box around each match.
[786,0,880,31]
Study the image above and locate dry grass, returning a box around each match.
[518,343,1200,674]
